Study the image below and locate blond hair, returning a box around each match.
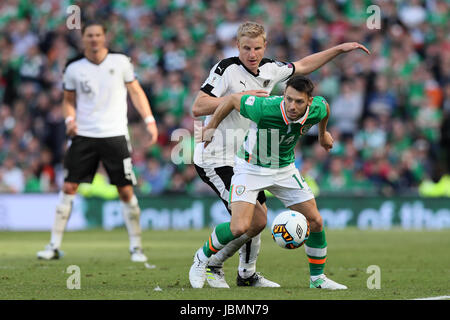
[237,21,266,42]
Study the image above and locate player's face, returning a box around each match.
[82,25,106,53]
[237,35,266,73]
[283,86,313,121]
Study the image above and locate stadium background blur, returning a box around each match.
[1,0,449,199]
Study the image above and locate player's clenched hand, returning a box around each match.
[338,42,371,55]
[202,127,216,148]
[240,90,269,97]
[146,122,158,145]
[319,131,334,152]
[66,119,77,137]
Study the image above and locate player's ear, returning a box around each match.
[308,96,314,106]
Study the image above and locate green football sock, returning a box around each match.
[304,230,327,276]
[202,222,236,258]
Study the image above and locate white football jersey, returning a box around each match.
[193,57,295,168]
[63,52,135,138]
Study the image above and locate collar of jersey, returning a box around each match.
[280,100,310,125]
[238,58,260,77]
[84,49,109,65]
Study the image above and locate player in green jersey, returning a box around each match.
[189,75,347,290]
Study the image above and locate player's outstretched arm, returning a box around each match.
[126,80,158,145]
[63,90,77,137]
[293,42,370,76]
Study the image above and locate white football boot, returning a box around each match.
[189,248,209,288]
[309,274,348,290]
[206,266,230,288]
[236,272,281,287]
[130,247,148,262]
[37,244,64,260]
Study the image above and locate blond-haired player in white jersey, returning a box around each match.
[190,21,369,288]
[37,22,158,263]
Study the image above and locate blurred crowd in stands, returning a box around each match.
[0,0,449,197]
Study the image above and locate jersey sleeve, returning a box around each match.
[200,63,229,97]
[62,65,76,91]
[271,60,295,83]
[239,95,264,123]
[123,56,136,83]
[311,96,329,123]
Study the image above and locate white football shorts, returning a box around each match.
[230,158,314,207]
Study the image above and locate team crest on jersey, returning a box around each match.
[235,185,246,196]
[109,69,115,75]
[245,96,255,106]
[263,79,270,87]
[300,124,313,135]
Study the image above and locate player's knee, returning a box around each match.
[309,214,323,232]
[63,182,78,195]
[230,222,250,238]
[119,193,132,203]
[117,186,136,203]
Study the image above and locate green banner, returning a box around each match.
[82,195,450,230]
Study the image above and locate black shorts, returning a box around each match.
[63,135,136,186]
[194,164,266,214]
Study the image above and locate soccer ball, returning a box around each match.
[271,210,310,249]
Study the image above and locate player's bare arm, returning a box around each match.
[192,90,268,117]
[201,93,242,146]
[293,42,370,75]
[318,102,333,152]
[126,79,158,145]
[63,90,77,137]
[192,91,227,117]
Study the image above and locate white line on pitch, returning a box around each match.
[412,295,450,300]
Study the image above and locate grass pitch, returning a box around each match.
[0,228,449,300]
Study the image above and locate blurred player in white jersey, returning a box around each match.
[190,21,369,288]
[37,21,158,262]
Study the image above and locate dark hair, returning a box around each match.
[81,21,107,34]
[285,75,314,97]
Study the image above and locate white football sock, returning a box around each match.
[238,233,261,278]
[121,195,143,251]
[196,247,209,263]
[50,192,75,249]
[208,234,251,267]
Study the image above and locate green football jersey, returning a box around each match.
[237,94,328,168]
